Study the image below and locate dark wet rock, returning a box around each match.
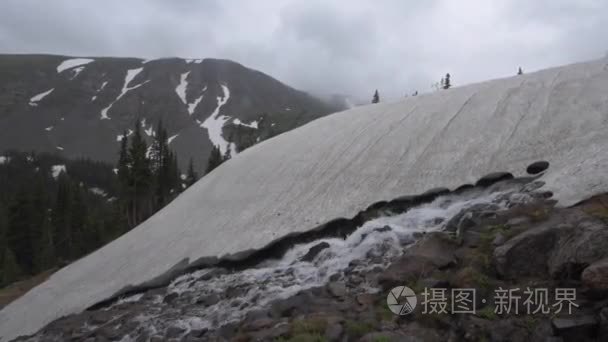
[163,292,179,304]
[89,311,114,325]
[445,203,500,233]
[379,233,457,289]
[475,172,514,187]
[527,161,550,174]
[552,315,598,339]
[301,242,330,262]
[327,282,347,298]
[404,233,458,268]
[196,293,220,306]
[494,209,608,279]
[492,232,506,246]
[419,277,450,289]
[374,225,392,233]
[582,258,608,291]
[165,326,186,339]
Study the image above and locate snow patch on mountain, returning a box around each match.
[200,84,233,155]
[91,81,109,101]
[0,156,8,164]
[29,88,54,106]
[55,146,64,151]
[175,72,190,105]
[45,126,53,132]
[51,165,66,178]
[57,58,94,73]
[70,66,85,80]
[116,129,134,142]
[185,59,203,64]
[101,67,148,120]
[233,118,258,129]
[168,134,179,144]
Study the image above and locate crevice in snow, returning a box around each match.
[101,68,149,120]
[200,84,234,155]
[57,58,94,73]
[29,88,54,106]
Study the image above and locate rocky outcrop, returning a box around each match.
[494,209,608,279]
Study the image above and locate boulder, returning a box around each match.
[324,323,343,341]
[301,242,331,262]
[494,209,608,279]
[379,233,457,289]
[327,282,347,298]
[526,161,550,175]
[582,258,608,290]
[551,315,598,340]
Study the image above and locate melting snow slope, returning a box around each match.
[101,67,148,120]
[3,58,608,341]
[56,58,94,73]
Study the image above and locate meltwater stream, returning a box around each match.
[27,184,535,341]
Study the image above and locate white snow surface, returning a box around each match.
[56,58,94,73]
[200,84,233,154]
[0,156,8,164]
[51,165,66,178]
[3,58,608,341]
[29,88,54,106]
[101,68,148,120]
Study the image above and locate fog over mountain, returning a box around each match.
[1,0,608,101]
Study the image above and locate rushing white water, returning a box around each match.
[27,185,528,341]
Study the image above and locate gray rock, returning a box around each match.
[552,315,597,339]
[582,258,608,290]
[196,293,220,306]
[327,282,347,298]
[165,326,186,339]
[301,242,330,262]
[492,232,506,246]
[324,323,343,341]
[494,209,608,279]
[527,161,550,175]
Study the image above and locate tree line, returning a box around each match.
[372,67,525,103]
[0,118,236,287]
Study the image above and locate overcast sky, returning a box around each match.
[1,0,607,102]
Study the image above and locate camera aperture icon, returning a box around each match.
[387,286,417,315]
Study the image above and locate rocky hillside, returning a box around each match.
[0,54,342,170]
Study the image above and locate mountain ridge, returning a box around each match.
[0,54,342,171]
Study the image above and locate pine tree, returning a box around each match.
[206,146,224,174]
[443,73,451,89]
[224,144,232,162]
[128,119,153,227]
[52,172,74,262]
[33,214,55,272]
[518,67,523,75]
[372,90,380,104]
[0,247,21,286]
[185,158,198,188]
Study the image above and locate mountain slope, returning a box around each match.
[0,54,341,170]
[2,57,608,341]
